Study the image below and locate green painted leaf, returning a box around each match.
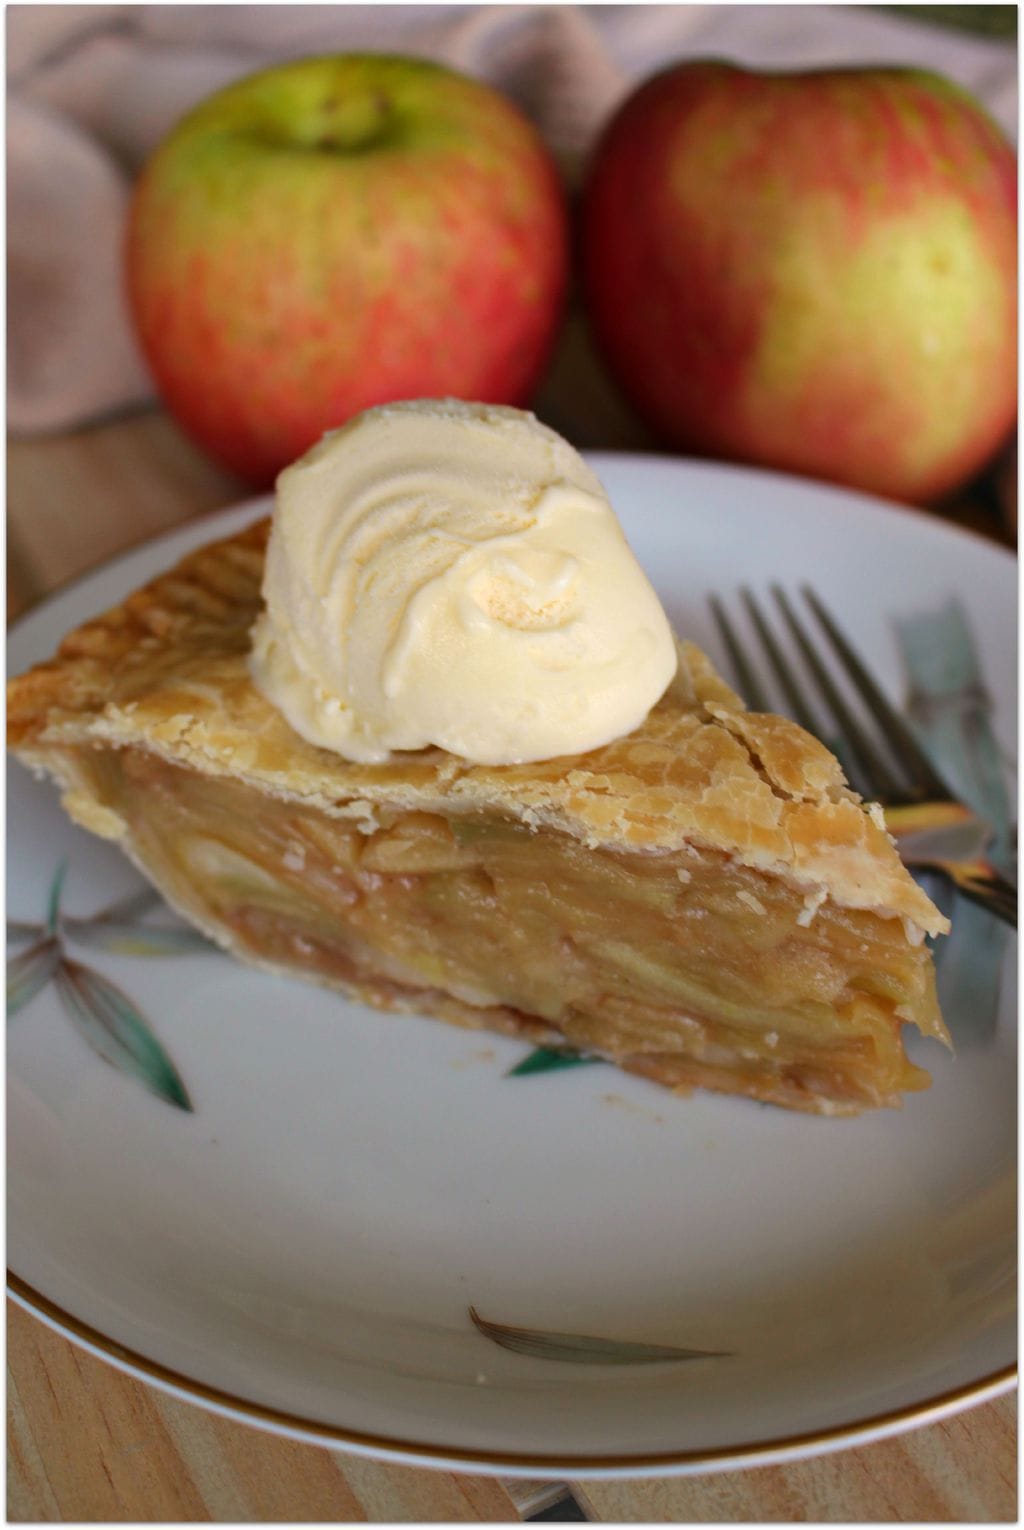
[7,920,42,945]
[506,1047,601,1077]
[7,938,61,1015]
[55,958,193,1112]
[46,861,69,936]
[469,1307,731,1365]
[65,920,215,957]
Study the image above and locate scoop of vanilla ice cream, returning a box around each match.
[249,399,677,765]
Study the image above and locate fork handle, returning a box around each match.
[938,862,1017,929]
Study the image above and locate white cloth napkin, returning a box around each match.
[8,3,1017,435]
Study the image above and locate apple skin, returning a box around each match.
[126,55,569,484]
[581,62,1017,503]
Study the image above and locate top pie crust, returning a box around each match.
[7,517,949,940]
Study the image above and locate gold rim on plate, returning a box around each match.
[8,1270,1015,1475]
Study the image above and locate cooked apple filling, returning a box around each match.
[73,746,947,1115]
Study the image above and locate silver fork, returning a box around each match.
[710,586,1017,929]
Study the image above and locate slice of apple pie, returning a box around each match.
[8,518,950,1115]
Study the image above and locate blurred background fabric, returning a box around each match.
[7,2,1018,436]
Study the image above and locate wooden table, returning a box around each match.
[7,322,1017,1520]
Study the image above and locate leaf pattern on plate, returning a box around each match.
[469,1307,731,1365]
[55,958,194,1112]
[8,863,197,1111]
[506,1047,602,1077]
[7,937,62,1015]
[64,920,215,957]
[45,859,69,935]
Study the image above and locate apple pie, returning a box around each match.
[8,518,950,1114]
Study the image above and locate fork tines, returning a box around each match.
[710,587,1016,930]
[710,586,953,810]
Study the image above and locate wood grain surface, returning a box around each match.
[6,321,1017,1520]
[573,1393,1018,1522]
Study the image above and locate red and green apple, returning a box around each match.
[127,55,569,484]
[582,63,1017,503]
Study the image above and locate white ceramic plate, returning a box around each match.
[7,456,1016,1478]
